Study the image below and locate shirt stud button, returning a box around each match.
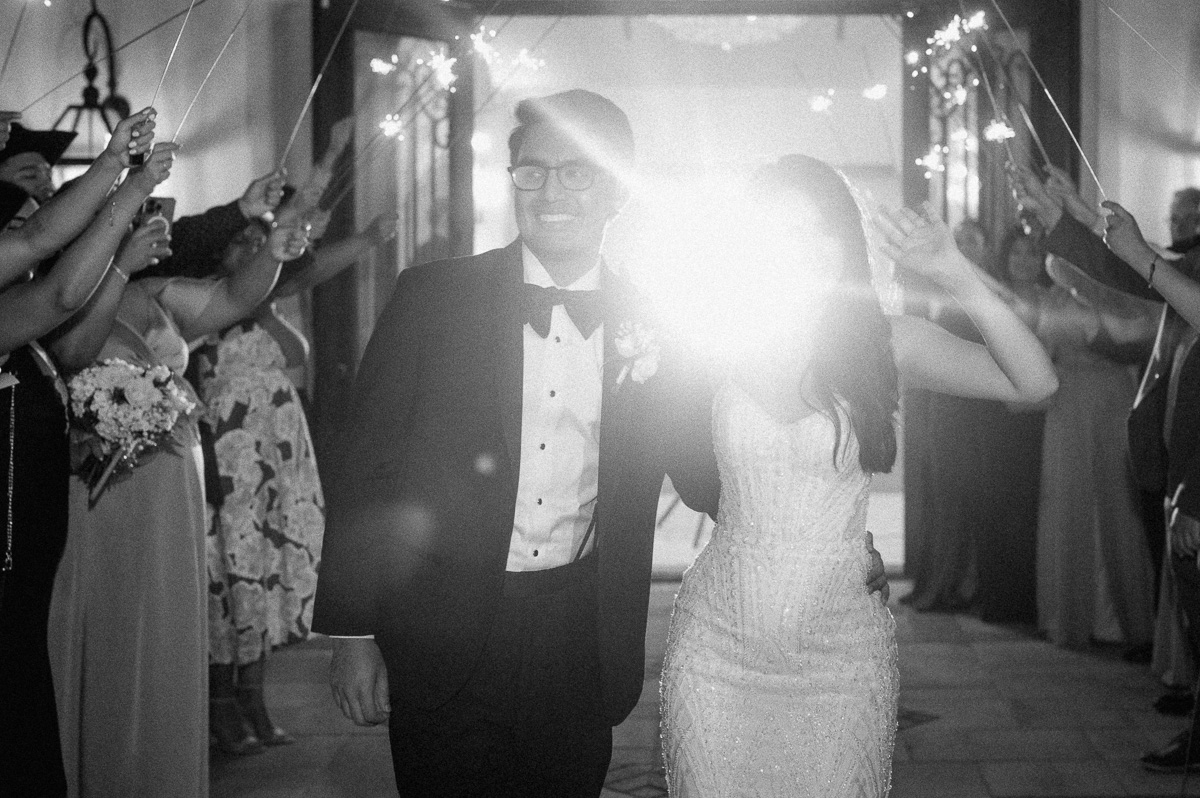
[539,443,546,450]
[533,549,539,557]
[549,390,556,397]
[537,498,542,505]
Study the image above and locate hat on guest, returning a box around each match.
[0,124,76,168]
[0,181,30,227]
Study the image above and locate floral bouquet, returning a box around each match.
[68,358,196,507]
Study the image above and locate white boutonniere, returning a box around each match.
[0,354,17,391]
[613,322,661,388]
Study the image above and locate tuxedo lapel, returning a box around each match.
[596,270,639,549]
[493,241,526,491]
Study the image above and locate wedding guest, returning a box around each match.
[904,220,1044,623]
[0,123,75,203]
[197,206,398,755]
[0,109,157,797]
[45,185,310,796]
[1024,241,1157,649]
[138,172,288,280]
[1013,168,1200,772]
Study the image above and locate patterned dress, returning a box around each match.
[194,320,324,666]
[661,380,898,797]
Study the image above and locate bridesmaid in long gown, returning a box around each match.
[0,110,160,796]
[46,201,309,797]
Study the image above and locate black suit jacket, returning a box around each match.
[1046,214,1200,519]
[312,240,718,725]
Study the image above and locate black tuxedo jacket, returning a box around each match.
[312,240,719,725]
[1046,214,1200,519]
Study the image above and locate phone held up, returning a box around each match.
[134,196,176,234]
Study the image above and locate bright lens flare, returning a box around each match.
[862,84,888,101]
[627,178,841,366]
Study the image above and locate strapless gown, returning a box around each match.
[661,380,898,797]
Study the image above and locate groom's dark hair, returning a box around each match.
[507,89,635,175]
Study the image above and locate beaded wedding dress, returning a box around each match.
[661,379,898,797]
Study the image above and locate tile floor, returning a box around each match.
[212,581,1200,798]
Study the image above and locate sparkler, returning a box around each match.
[985,0,1107,200]
[20,0,216,113]
[277,0,362,171]
[1103,2,1200,93]
[1014,100,1051,167]
[0,1,30,89]
[173,0,258,143]
[148,0,198,112]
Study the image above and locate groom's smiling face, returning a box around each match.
[511,123,625,276]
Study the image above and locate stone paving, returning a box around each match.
[212,581,1198,798]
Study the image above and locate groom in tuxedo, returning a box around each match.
[313,89,886,797]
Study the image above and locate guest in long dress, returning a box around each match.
[1021,238,1158,648]
[45,193,310,797]
[903,220,1044,622]
[0,109,159,796]
[197,209,399,754]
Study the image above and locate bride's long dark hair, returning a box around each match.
[753,155,899,473]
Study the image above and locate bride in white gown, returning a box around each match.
[660,155,1059,797]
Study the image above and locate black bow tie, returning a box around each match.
[523,284,604,339]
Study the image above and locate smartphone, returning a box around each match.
[136,196,176,233]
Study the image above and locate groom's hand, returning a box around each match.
[330,637,391,726]
[865,531,890,604]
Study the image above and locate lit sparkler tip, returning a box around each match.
[379,113,405,139]
[983,119,1016,142]
[809,95,833,113]
[862,84,888,101]
[370,57,397,75]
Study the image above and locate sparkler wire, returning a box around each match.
[278,0,362,169]
[149,0,200,112]
[1103,2,1200,92]
[20,0,215,113]
[173,0,258,143]
[985,0,1107,200]
[0,3,29,89]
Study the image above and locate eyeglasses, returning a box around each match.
[508,163,599,192]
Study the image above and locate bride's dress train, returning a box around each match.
[661,380,898,797]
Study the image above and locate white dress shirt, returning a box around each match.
[331,249,605,637]
[506,246,604,571]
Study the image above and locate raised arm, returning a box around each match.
[0,108,156,284]
[1012,167,1159,301]
[1103,200,1200,331]
[878,203,1058,403]
[274,212,398,297]
[6,143,177,361]
[168,215,310,341]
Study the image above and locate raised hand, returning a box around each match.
[115,217,172,276]
[1101,200,1156,270]
[304,207,332,242]
[267,216,311,262]
[0,111,20,150]
[106,107,157,168]
[877,202,973,289]
[1042,163,1101,228]
[238,171,287,219]
[1010,167,1063,231]
[127,143,179,193]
